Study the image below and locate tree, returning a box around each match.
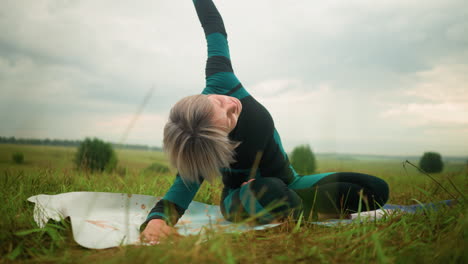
[145,162,170,174]
[12,152,24,164]
[290,144,316,175]
[419,152,444,173]
[75,138,117,172]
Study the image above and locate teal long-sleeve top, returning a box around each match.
[143,0,326,226]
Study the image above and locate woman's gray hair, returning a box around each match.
[163,94,238,183]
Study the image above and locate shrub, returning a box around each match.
[290,144,316,175]
[419,152,444,173]
[145,162,170,174]
[75,138,117,172]
[115,166,129,177]
[12,152,24,164]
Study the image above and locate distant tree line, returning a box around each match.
[0,136,162,151]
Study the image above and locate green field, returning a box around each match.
[1,144,467,263]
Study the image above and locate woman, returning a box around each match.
[141,0,389,244]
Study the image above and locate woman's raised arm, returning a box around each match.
[195,0,246,98]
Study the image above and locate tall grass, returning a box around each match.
[0,144,466,263]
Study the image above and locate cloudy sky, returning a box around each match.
[1,0,467,156]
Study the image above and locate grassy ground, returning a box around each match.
[0,144,467,263]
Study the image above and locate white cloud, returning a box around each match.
[1,0,467,155]
[406,64,468,103]
[93,113,167,145]
[249,79,386,152]
[382,64,468,126]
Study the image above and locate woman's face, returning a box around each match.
[207,94,242,132]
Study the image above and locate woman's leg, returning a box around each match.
[291,172,389,218]
[221,177,302,224]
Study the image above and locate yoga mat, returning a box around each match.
[27,192,454,249]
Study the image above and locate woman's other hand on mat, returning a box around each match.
[140,219,180,245]
[241,179,255,186]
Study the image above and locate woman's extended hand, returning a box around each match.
[241,179,255,186]
[140,219,181,245]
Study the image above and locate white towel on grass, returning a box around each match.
[27,192,280,249]
[28,192,452,249]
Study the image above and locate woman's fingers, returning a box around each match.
[139,219,181,245]
[158,225,172,238]
[140,231,160,244]
[160,225,182,239]
[166,226,182,237]
[241,179,255,186]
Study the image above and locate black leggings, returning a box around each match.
[220,172,389,223]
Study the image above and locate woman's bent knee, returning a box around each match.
[222,177,302,223]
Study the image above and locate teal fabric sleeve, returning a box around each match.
[194,0,249,98]
[163,175,202,210]
[288,172,337,190]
